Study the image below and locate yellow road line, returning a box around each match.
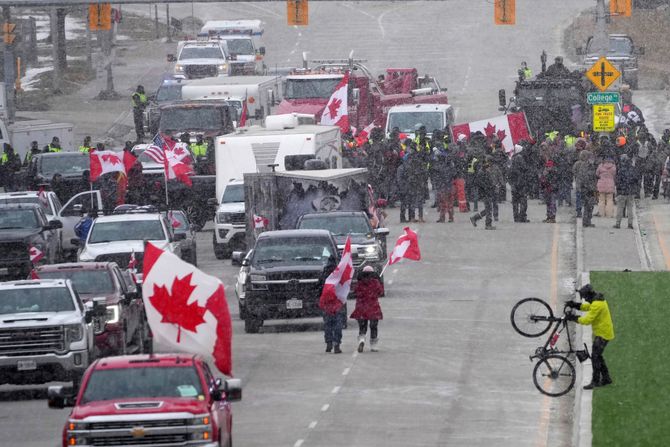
[535,224,560,447]
[652,211,670,270]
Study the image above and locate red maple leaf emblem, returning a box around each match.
[496,129,507,142]
[327,98,342,119]
[149,273,207,342]
[484,122,496,138]
[173,147,185,157]
[102,153,121,165]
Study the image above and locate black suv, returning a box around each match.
[236,229,339,333]
[0,204,62,279]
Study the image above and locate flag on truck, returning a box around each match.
[319,236,354,315]
[320,72,350,133]
[142,242,233,375]
[388,227,421,265]
[452,112,531,155]
[253,214,268,229]
[89,150,127,182]
[29,245,44,264]
[145,134,194,187]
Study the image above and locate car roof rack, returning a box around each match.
[112,204,160,215]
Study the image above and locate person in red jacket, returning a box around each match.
[351,266,384,352]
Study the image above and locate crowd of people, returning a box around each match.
[345,119,670,231]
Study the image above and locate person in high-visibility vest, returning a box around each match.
[191,135,208,158]
[44,136,62,153]
[519,61,532,81]
[23,141,40,165]
[131,85,147,143]
[0,143,21,191]
[79,136,94,153]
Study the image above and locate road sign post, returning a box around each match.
[287,0,308,26]
[593,104,615,132]
[585,57,621,92]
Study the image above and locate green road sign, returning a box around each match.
[587,91,620,105]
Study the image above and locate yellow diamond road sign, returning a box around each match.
[585,56,621,92]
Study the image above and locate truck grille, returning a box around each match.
[95,253,143,272]
[0,325,64,356]
[0,242,29,262]
[90,433,188,446]
[184,65,217,78]
[230,213,246,225]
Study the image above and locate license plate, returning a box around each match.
[286,299,303,310]
[0,268,8,275]
[17,360,37,371]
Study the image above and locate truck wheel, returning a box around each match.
[72,372,84,394]
[238,302,248,320]
[213,234,230,260]
[244,317,262,333]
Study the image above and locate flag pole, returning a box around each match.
[380,260,390,277]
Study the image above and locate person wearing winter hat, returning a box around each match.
[350,266,384,352]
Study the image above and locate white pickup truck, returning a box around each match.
[213,179,245,259]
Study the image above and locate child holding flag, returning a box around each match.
[351,266,384,352]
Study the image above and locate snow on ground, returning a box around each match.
[21,67,52,91]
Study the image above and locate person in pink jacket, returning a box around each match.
[596,157,617,218]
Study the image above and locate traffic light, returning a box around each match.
[610,0,632,17]
[89,3,112,31]
[287,0,308,26]
[494,0,515,25]
[3,22,16,44]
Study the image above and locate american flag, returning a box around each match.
[143,134,167,163]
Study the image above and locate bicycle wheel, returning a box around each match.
[533,354,576,397]
[510,297,554,337]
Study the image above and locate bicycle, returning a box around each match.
[510,297,590,397]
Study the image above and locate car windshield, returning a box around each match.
[387,112,444,134]
[89,220,165,243]
[0,197,50,214]
[225,38,254,55]
[156,84,183,102]
[179,46,224,60]
[0,208,39,229]
[81,366,204,403]
[222,184,244,203]
[0,287,74,314]
[609,38,633,55]
[284,78,342,100]
[160,107,223,132]
[252,237,334,267]
[37,270,115,295]
[40,154,89,177]
[299,215,371,236]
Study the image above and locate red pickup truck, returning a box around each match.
[48,354,242,447]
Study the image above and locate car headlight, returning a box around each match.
[249,274,267,290]
[363,245,381,260]
[217,63,228,73]
[67,421,88,431]
[106,305,120,324]
[189,415,213,441]
[175,64,184,73]
[65,324,84,343]
[217,212,231,224]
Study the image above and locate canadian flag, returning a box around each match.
[452,112,531,155]
[128,250,138,270]
[388,227,421,265]
[320,72,350,133]
[29,245,44,264]
[123,150,138,174]
[355,122,376,147]
[143,242,233,375]
[239,97,248,127]
[319,236,354,315]
[90,150,127,182]
[37,187,49,208]
[168,211,182,229]
[253,214,269,229]
[147,135,194,187]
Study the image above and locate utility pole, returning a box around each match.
[85,6,92,71]
[50,6,61,94]
[593,0,609,57]
[2,5,15,122]
[166,4,172,43]
[154,4,159,40]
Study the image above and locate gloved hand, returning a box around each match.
[565,301,582,309]
[565,312,579,322]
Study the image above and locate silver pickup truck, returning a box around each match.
[0,279,96,389]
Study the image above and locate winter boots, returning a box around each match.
[357,335,365,353]
[370,338,379,352]
[333,344,342,354]
[326,342,333,353]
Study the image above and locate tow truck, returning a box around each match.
[275,54,449,130]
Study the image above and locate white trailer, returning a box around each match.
[181,76,282,124]
[1,119,75,160]
[214,113,342,201]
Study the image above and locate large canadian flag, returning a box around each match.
[319,236,354,315]
[452,112,531,154]
[388,227,421,265]
[143,242,233,375]
[90,151,127,182]
[320,72,350,133]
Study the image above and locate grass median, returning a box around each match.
[589,271,670,446]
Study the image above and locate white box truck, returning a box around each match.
[214,113,342,203]
[181,76,282,124]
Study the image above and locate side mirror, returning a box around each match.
[167,54,177,62]
[258,46,266,56]
[70,238,81,247]
[374,227,390,236]
[224,378,242,402]
[73,203,83,215]
[352,88,360,106]
[231,251,246,266]
[636,47,645,55]
[575,47,584,56]
[173,232,187,241]
[47,386,74,409]
[207,198,218,206]
[48,219,63,229]
[92,297,107,316]
[498,89,506,108]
